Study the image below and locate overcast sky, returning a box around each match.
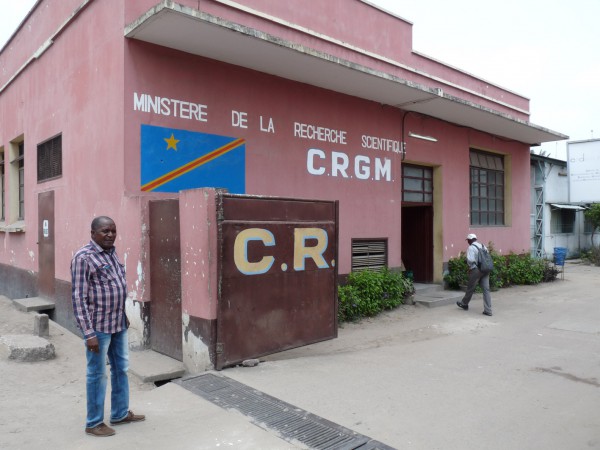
[2,0,599,160]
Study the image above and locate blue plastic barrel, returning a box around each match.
[554,247,567,266]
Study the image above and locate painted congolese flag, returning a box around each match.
[141,124,246,193]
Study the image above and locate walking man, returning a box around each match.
[71,216,145,437]
[456,233,493,316]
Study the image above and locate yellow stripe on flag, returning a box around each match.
[141,138,245,192]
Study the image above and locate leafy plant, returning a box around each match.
[338,268,414,323]
[584,203,600,247]
[444,244,553,291]
[581,247,600,266]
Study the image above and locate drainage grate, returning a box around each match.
[175,373,396,450]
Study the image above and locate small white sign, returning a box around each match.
[43,220,49,238]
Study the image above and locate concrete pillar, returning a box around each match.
[34,313,50,337]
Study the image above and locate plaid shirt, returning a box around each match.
[71,240,128,339]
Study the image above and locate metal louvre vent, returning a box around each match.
[351,239,387,271]
[37,135,62,182]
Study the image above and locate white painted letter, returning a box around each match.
[307,148,326,175]
[331,151,349,178]
[375,158,392,181]
[355,155,370,179]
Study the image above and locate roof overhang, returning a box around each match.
[125,1,568,146]
[549,203,587,210]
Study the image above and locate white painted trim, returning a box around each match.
[211,0,530,115]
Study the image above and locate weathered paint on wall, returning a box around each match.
[0,0,542,346]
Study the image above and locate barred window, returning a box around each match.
[470,150,504,226]
[37,135,62,182]
[551,209,575,234]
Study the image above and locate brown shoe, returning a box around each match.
[110,410,145,425]
[85,423,115,437]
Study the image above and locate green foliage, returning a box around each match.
[503,253,544,285]
[444,244,557,291]
[584,203,600,247]
[444,252,469,289]
[338,268,414,323]
[581,247,600,266]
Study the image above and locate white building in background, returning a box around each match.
[531,150,598,259]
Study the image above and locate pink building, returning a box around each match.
[0,0,565,369]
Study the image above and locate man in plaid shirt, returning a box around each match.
[71,216,145,437]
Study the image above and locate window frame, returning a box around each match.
[551,208,575,234]
[37,134,63,183]
[402,164,433,204]
[0,148,5,222]
[12,142,25,221]
[469,150,505,226]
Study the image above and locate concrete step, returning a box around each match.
[0,334,56,361]
[12,297,55,312]
[413,283,444,296]
[412,284,464,308]
[129,349,186,383]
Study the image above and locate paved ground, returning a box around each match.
[1,261,599,449]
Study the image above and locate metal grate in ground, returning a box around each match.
[176,373,395,450]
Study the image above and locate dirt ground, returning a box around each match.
[1,261,599,449]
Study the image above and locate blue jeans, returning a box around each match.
[85,329,129,428]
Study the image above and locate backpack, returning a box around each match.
[474,243,494,274]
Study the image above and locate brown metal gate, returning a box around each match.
[149,199,183,361]
[216,195,338,369]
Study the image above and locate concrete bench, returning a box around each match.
[12,297,56,313]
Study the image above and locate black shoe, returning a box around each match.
[482,311,493,316]
[456,301,468,311]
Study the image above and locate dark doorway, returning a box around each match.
[149,199,183,361]
[401,205,433,282]
[401,164,434,283]
[38,191,55,299]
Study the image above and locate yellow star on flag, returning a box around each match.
[164,133,180,151]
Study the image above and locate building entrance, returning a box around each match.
[401,165,434,283]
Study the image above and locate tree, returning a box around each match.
[584,203,600,247]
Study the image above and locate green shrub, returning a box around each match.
[444,253,469,289]
[581,247,600,266]
[338,268,414,323]
[444,246,553,290]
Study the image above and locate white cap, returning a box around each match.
[466,233,477,240]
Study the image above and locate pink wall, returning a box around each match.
[179,188,220,320]
[0,0,533,311]
[0,0,146,299]
[124,41,531,276]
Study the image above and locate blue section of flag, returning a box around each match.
[141,124,246,193]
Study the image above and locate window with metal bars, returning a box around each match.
[351,239,387,271]
[37,134,62,182]
[469,150,504,226]
[551,209,575,234]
